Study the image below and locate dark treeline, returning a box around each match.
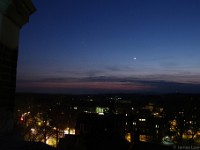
[15,92,200,109]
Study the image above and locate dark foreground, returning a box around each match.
[0,133,174,150]
[0,134,55,150]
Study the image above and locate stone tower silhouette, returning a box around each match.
[0,0,35,135]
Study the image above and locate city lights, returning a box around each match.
[139,118,146,122]
[15,93,200,147]
[64,128,75,135]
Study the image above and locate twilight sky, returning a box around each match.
[16,0,200,94]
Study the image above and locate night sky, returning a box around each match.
[16,0,200,94]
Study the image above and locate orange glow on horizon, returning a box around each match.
[17,81,154,92]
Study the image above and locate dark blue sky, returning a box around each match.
[17,0,200,94]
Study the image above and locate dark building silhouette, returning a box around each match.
[58,112,130,150]
[75,113,126,136]
[0,1,57,150]
[0,0,35,135]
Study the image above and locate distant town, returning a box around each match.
[14,92,200,149]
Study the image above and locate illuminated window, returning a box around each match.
[139,118,146,122]
[96,107,109,115]
[98,112,104,115]
[64,128,70,134]
[133,122,136,125]
[156,130,159,134]
[64,128,76,135]
[70,129,75,135]
[139,135,152,142]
